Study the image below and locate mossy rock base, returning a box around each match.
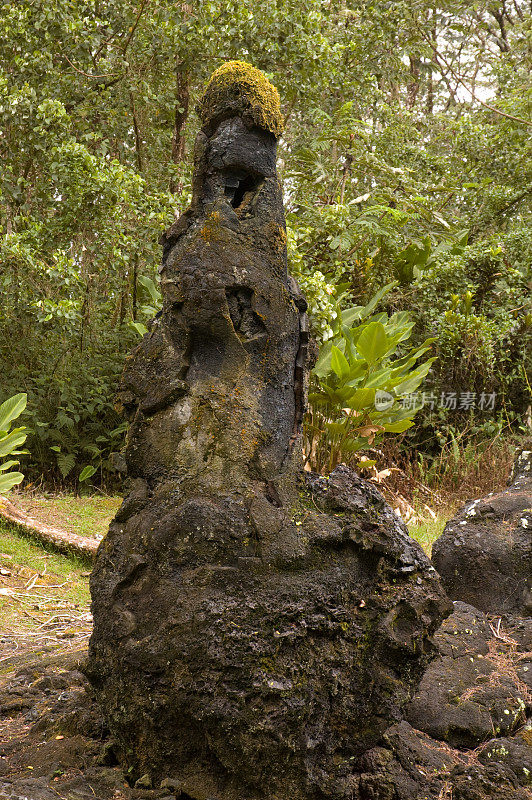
[87,467,450,800]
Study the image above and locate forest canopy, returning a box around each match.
[1,0,530,485]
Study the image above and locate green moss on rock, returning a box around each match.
[197,61,284,137]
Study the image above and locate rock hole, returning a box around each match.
[223,170,261,210]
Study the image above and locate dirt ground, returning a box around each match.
[0,640,184,800]
[0,523,182,800]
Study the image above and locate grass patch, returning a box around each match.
[408,513,449,557]
[0,520,90,635]
[0,522,90,604]
[11,491,121,539]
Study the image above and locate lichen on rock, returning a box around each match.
[197,60,284,136]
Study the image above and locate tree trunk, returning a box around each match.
[407,54,421,109]
[169,61,190,194]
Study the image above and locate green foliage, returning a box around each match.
[306,286,435,473]
[0,394,28,493]
[405,238,532,454]
[0,0,530,484]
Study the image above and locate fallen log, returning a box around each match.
[0,495,99,562]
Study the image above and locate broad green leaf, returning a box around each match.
[0,460,19,472]
[340,440,366,453]
[313,340,334,377]
[377,405,417,423]
[345,387,375,410]
[394,359,435,395]
[330,345,350,380]
[0,471,24,493]
[345,360,367,384]
[0,430,27,459]
[329,386,366,405]
[79,465,97,482]
[138,275,162,306]
[383,420,414,433]
[341,305,365,327]
[356,322,388,364]
[308,392,331,406]
[368,312,388,325]
[390,339,436,373]
[358,282,396,320]
[0,393,27,432]
[364,367,392,388]
[130,321,148,337]
[326,421,349,437]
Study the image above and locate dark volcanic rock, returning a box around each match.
[406,603,532,747]
[87,466,450,800]
[87,63,450,800]
[359,604,532,800]
[432,449,532,616]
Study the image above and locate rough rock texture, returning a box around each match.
[87,64,450,800]
[2,605,532,800]
[359,603,532,799]
[87,465,450,800]
[432,449,532,616]
[406,602,532,747]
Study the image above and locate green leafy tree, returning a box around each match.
[0,0,530,483]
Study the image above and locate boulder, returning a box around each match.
[87,465,450,800]
[432,450,532,616]
[86,63,451,800]
[359,603,532,799]
[406,602,531,747]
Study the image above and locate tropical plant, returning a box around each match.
[1,0,530,485]
[0,393,28,493]
[305,285,435,473]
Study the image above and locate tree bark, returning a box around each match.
[407,54,421,109]
[169,61,190,194]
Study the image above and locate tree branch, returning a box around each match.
[62,53,122,80]
[420,33,532,126]
[122,0,150,56]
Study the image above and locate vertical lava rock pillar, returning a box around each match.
[87,62,451,800]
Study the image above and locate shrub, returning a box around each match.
[0,393,28,493]
[305,284,435,473]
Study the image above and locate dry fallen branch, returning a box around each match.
[0,495,99,561]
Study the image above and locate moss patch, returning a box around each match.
[197,61,284,137]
